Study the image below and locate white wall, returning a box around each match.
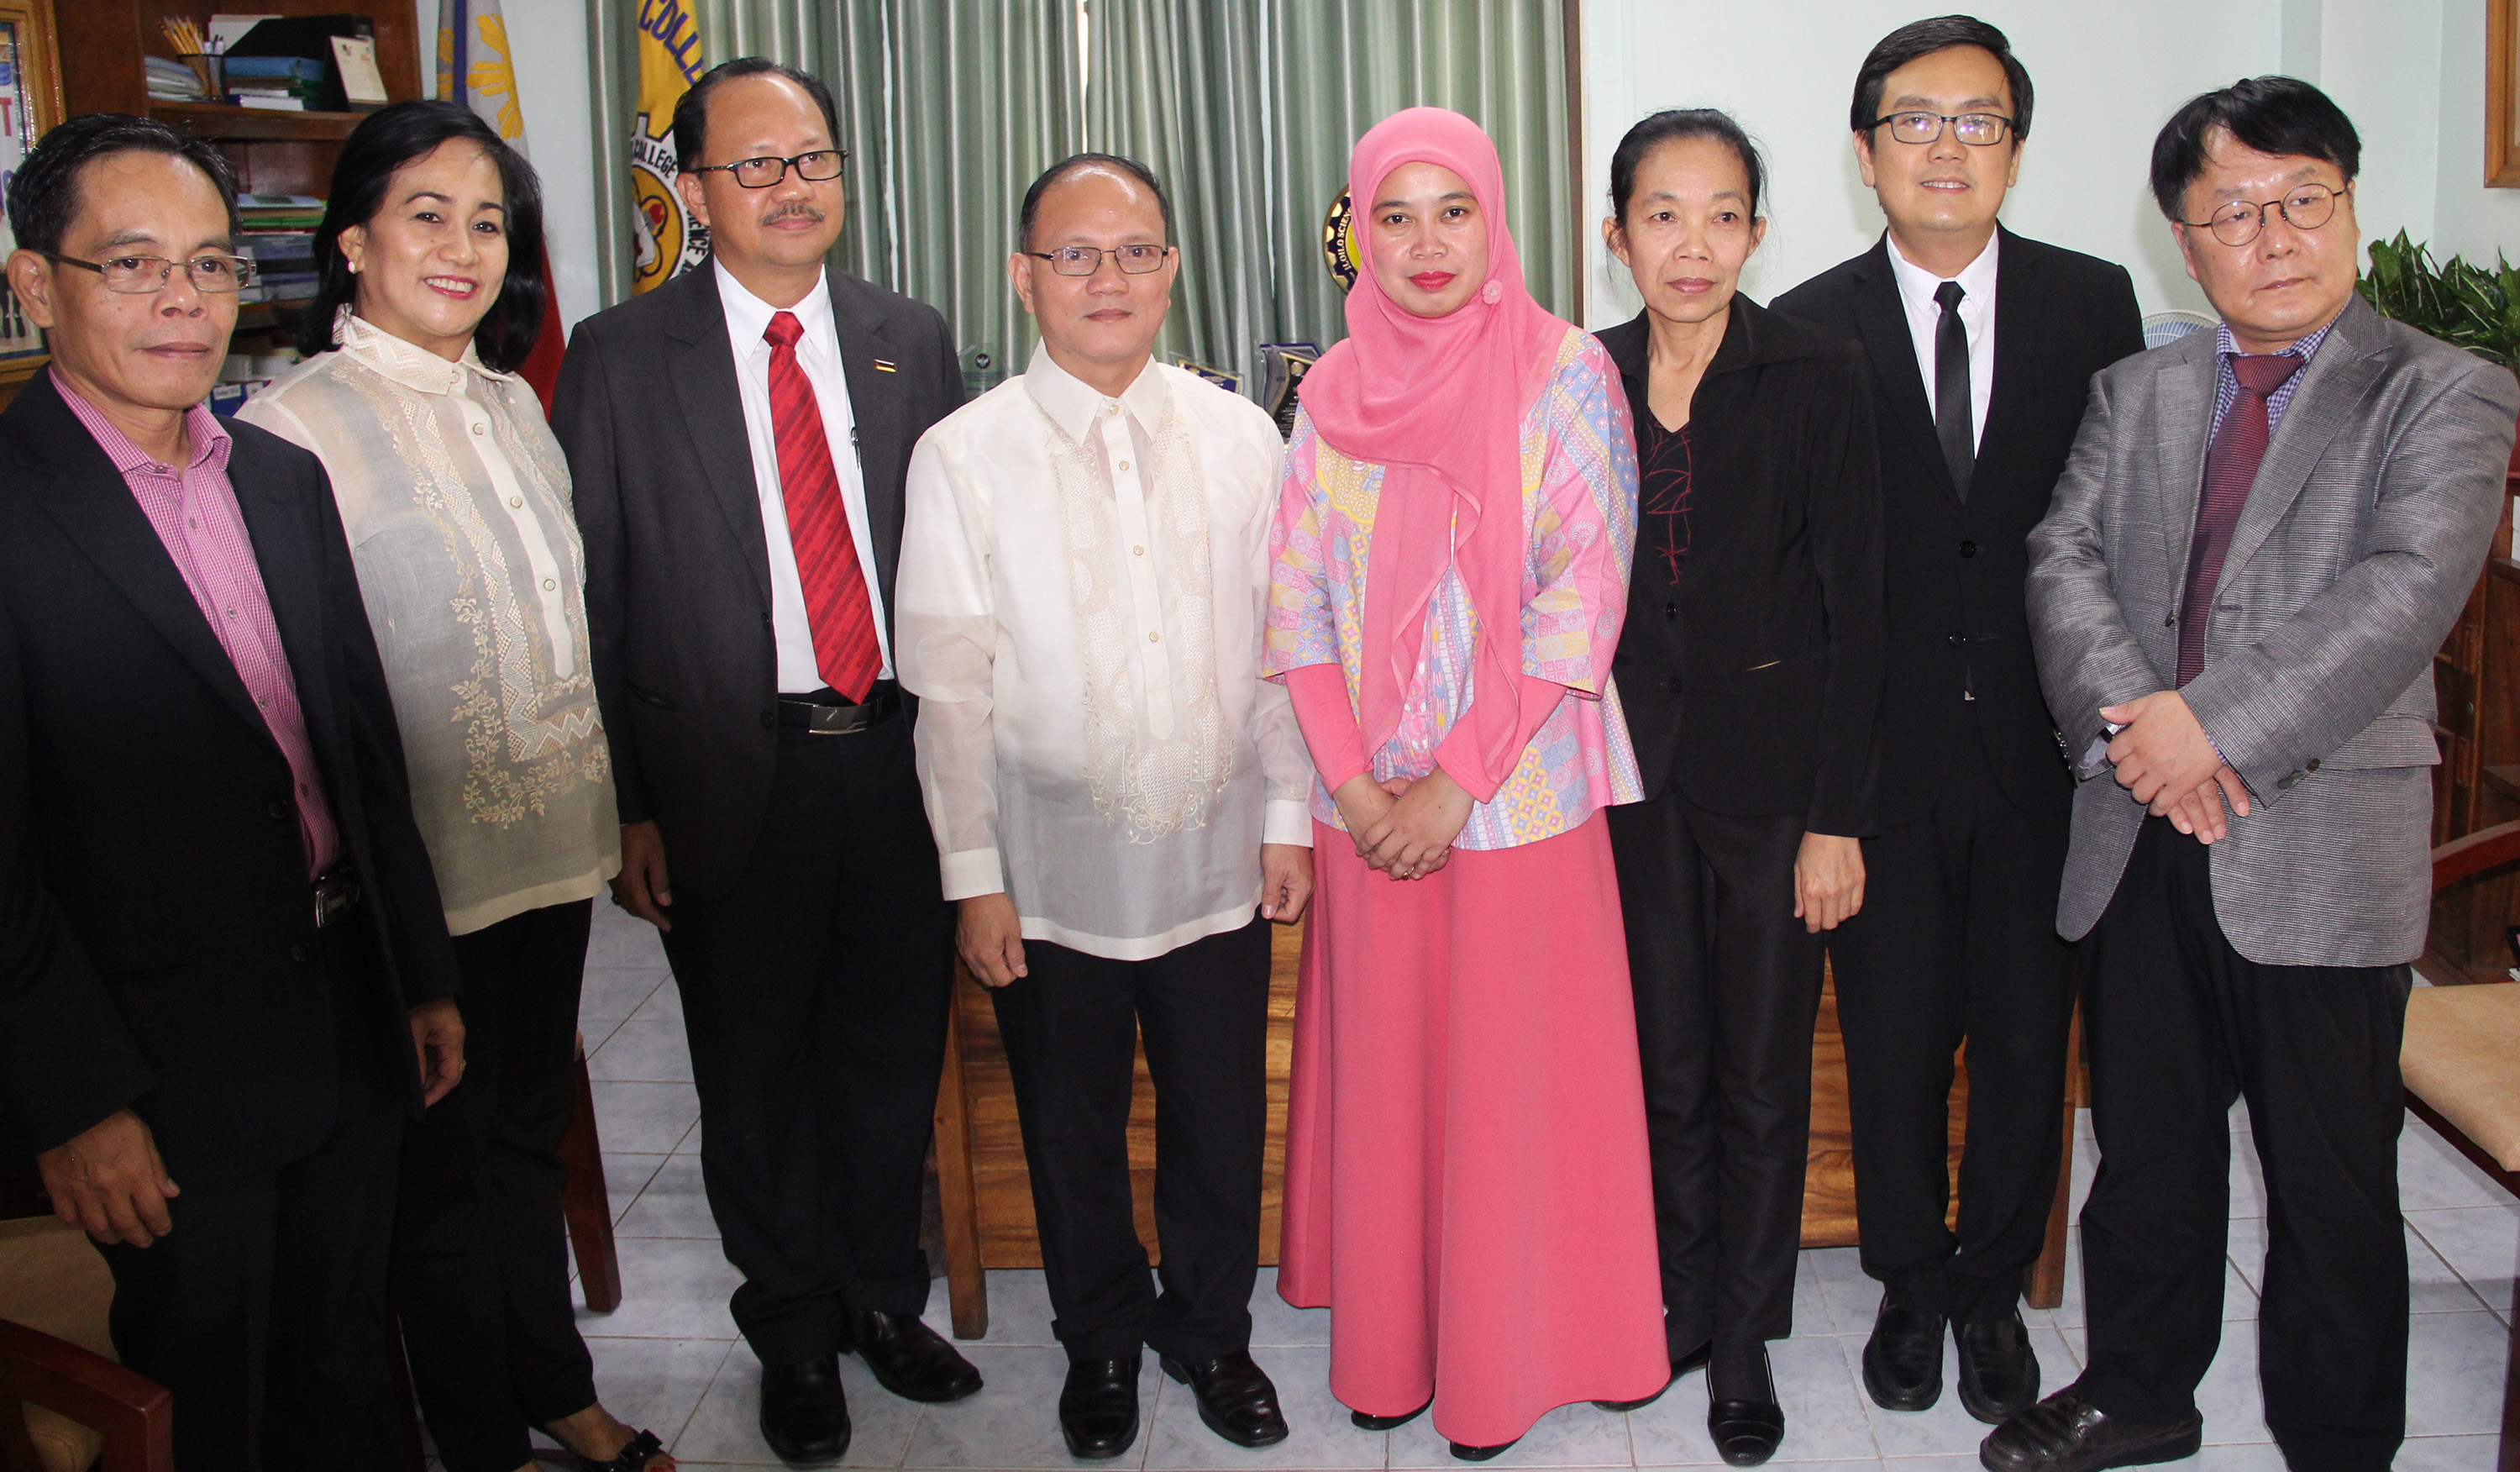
[1579,0,2518,329]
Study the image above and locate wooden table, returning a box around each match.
[930,921,2076,1338]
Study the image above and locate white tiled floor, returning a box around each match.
[553,905,2517,1472]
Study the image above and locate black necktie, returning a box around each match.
[1934,279,1974,501]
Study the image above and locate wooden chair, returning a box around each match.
[2398,818,2520,1472]
[559,1030,623,1312]
[0,1217,171,1472]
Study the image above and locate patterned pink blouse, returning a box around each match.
[1264,325,1644,851]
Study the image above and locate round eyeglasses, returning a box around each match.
[1869,111,2016,147]
[44,250,257,293]
[1024,244,1173,276]
[690,150,846,188]
[2181,182,2349,247]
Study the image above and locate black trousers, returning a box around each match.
[97,907,404,1472]
[1827,752,2075,1322]
[2076,817,2409,1472]
[1607,783,1824,1353]
[395,898,600,1472]
[659,714,953,1363]
[990,919,1272,1362]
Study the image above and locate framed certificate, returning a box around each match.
[2492,0,2520,185]
[0,0,60,378]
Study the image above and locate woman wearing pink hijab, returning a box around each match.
[1263,106,1668,1457]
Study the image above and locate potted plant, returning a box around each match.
[2358,232,2520,472]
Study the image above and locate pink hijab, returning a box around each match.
[1299,107,1574,794]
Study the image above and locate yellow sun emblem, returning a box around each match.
[466,14,523,140]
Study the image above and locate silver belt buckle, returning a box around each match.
[312,869,360,928]
[805,701,863,735]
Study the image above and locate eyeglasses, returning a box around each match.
[1024,244,1173,276]
[1869,111,2016,147]
[2181,182,2349,247]
[689,150,847,188]
[43,250,257,293]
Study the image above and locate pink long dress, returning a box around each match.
[1266,325,1667,1446]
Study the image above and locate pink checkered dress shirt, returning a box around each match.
[58,372,342,875]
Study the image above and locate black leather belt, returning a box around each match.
[313,865,363,928]
[777,681,899,736]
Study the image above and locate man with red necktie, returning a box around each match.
[554,57,978,1468]
[2009,78,2517,1472]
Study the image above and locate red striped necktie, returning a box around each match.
[764,309,882,702]
[2175,351,2305,688]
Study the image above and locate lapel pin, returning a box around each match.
[872,358,897,373]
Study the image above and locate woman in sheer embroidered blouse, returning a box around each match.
[237,103,660,1472]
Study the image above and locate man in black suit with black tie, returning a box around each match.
[1774,14,2144,1427]
[553,57,979,1467]
[0,113,465,1471]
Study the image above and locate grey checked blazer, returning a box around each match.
[2027,293,2517,967]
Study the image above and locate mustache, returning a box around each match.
[759,202,826,227]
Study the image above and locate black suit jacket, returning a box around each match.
[1772,229,2144,823]
[552,262,963,896]
[1597,297,1885,835]
[0,373,459,1183]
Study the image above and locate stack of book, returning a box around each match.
[238,194,325,230]
[239,229,320,306]
[144,55,208,102]
[225,54,326,111]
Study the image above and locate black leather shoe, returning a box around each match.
[1708,1342,1785,1467]
[1351,1396,1431,1430]
[840,1306,983,1403]
[1978,1388,2202,1472]
[1595,1338,1713,1412]
[1160,1352,1289,1448]
[1863,1293,1949,1412]
[758,1355,851,1467]
[1956,1311,2041,1425]
[1450,1439,1520,1460]
[1058,1355,1142,1459]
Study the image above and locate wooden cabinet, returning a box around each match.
[2428,446,2520,982]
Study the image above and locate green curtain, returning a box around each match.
[585,0,1567,392]
[1087,0,1572,386]
[580,0,1081,374]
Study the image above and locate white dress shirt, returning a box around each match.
[897,344,1315,960]
[715,259,893,691]
[1885,229,1999,452]
[240,311,620,934]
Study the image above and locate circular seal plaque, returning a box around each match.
[1320,187,1361,293]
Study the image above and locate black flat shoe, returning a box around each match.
[1058,1354,1142,1459]
[1595,1337,1713,1412]
[758,1355,850,1467]
[1351,1395,1431,1430]
[1451,1439,1520,1460]
[1862,1293,1949,1412]
[840,1306,983,1403]
[549,1427,669,1472]
[1707,1342,1784,1467]
[1978,1388,2201,1472]
[1160,1351,1289,1448]
[1956,1311,2041,1425]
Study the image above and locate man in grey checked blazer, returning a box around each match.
[1994,79,2518,1472]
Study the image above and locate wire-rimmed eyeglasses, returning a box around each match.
[43,250,258,293]
[1023,244,1173,276]
[2181,182,2349,247]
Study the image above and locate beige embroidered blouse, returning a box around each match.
[240,312,619,935]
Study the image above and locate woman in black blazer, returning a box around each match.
[1592,110,1883,1466]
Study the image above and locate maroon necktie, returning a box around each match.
[764,310,882,702]
[2175,353,2304,686]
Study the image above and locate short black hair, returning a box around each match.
[1017,153,1174,253]
[296,100,549,372]
[672,58,841,171]
[2150,76,2360,222]
[1851,15,2034,143]
[1608,108,1767,224]
[7,112,241,258]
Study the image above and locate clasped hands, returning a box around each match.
[2101,690,2253,844]
[1331,770,1471,882]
